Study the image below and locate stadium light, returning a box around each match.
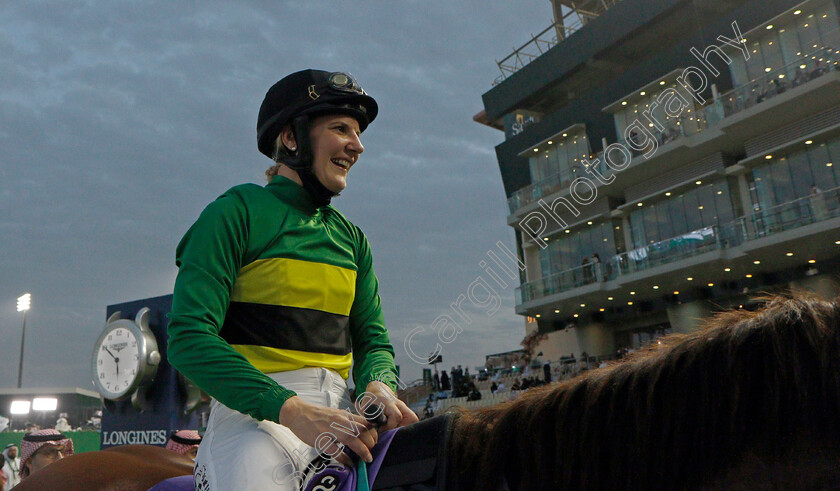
[32,397,58,411]
[16,293,31,388]
[10,400,30,415]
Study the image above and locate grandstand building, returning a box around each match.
[477,0,840,361]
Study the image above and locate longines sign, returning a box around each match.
[101,429,168,446]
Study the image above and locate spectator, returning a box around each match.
[55,413,72,432]
[2,444,20,490]
[440,371,451,391]
[433,371,440,391]
[793,67,808,87]
[811,185,827,220]
[511,379,521,391]
[467,383,482,401]
[592,253,602,281]
[166,430,202,461]
[490,381,498,394]
[497,381,506,392]
[423,396,434,420]
[543,361,552,383]
[19,429,73,479]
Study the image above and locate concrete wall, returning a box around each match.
[574,322,614,358]
[534,327,582,362]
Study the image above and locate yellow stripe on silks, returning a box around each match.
[232,345,352,378]
[231,257,356,316]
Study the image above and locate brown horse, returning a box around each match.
[16,293,840,490]
[13,444,193,491]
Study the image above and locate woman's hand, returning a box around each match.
[278,396,378,465]
[357,381,419,431]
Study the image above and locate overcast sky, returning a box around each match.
[0,1,554,392]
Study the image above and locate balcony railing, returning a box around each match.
[493,1,623,85]
[697,45,840,125]
[619,110,710,157]
[516,186,840,304]
[508,158,609,213]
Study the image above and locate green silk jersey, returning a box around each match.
[167,175,398,423]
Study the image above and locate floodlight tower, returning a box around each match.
[17,293,31,388]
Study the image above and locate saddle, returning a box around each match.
[302,413,453,491]
[146,414,454,491]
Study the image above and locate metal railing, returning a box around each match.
[697,45,840,124]
[507,158,609,213]
[516,186,840,304]
[493,0,622,86]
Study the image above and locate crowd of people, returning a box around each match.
[422,361,557,420]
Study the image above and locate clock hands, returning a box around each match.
[104,346,120,376]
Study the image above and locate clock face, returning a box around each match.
[95,325,141,399]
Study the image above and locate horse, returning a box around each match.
[16,293,840,490]
[12,444,194,491]
[447,292,840,490]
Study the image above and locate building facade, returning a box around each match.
[478,0,840,360]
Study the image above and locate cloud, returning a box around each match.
[0,0,553,389]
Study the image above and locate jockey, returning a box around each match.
[19,429,73,479]
[167,69,418,491]
[165,430,202,460]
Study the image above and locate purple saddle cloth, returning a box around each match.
[303,428,400,491]
[147,474,194,491]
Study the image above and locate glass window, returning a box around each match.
[668,196,688,236]
[788,152,814,199]
[729,56,750,87]
[746,41,767,82]
[694,184,714,225]
[712,181,734,224]
[655,202,673,240]
[682,191,703,232]
[779,25,804,69]
[770,158,795,203]
[808,142,837,190]
[761,32,785,75]
[644,206,659,244]
[816,3,840,48]
[630,210,646,249]
[826,138,840,185]
[751,166,775,211]
[798,15,822,56]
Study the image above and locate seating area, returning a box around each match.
[434,388,516,412]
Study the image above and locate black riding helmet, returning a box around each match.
[257,70,378,207]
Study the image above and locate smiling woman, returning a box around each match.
[166,69,418,491]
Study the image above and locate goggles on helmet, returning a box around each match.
[307,72,367,101]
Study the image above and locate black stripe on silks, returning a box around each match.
[220,301,351,355]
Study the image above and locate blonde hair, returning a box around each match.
[265,132,293,182]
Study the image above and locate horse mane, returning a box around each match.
[448,292,840,490]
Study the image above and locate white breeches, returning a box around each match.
[193,367,353,491]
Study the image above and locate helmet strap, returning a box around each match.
[277,115,339,208]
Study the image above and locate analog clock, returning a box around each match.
[92,308,161,406]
